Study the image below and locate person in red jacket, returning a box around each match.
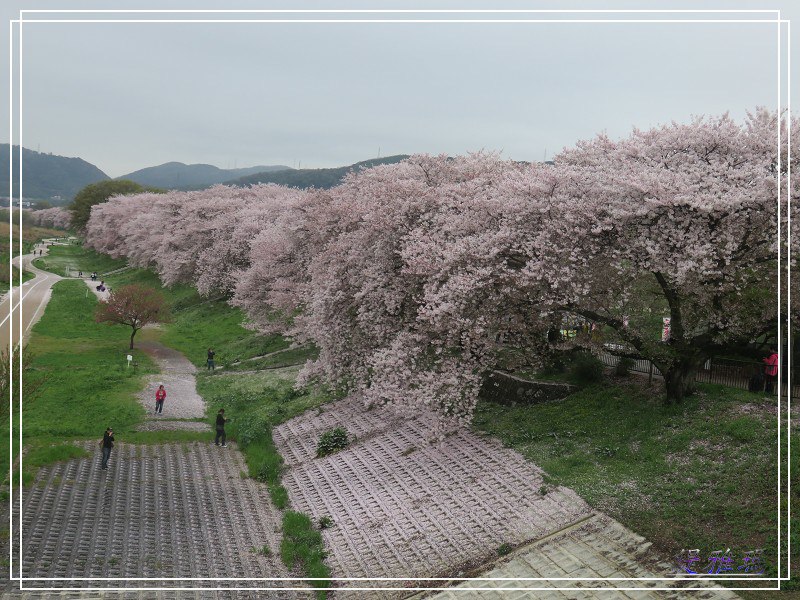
[763,348,779,394]
[155,384,166,414]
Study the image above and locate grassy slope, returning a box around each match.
[32,242,127,277]
[35,245,330,593]
[472,376,799,596]
[4,279,159,486]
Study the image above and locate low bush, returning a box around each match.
[615,357,635,377]
[570,352,604,384]
[316,427,349,458]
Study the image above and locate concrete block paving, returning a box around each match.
[275,398,593,595]
[275,398,745,599]
[6,441,312,599]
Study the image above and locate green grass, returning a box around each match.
[37,246,292,369]
[0,233,36,292]
[0,263,35,292]
[161,298,289,369]
[472,377,799,594]
[223,345,317,372]
[32,243,127,277]
[196,366,329,509]
[7,279,157,484]
[281,511,331,599]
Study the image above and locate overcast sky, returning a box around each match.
[2,0,796,177]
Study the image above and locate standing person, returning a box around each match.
[763,348,779,394]
[207,348,216,371]
[215,409,227,447]
[155,384,166,414]
[99,427,114,469]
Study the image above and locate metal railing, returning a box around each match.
[599,351,798,397]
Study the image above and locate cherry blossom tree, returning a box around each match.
[520,108,795,401]
[84,108,796,423]
[30,206,71,229]
[84,196,144,257]
[95,284,170,349]
[235,154,551,428]
[86,184,307,298]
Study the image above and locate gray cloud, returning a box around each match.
[3,0,794,177]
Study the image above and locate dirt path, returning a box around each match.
[135,341,209,430]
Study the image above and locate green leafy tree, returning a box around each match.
[69,180,159,232]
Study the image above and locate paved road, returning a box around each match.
[0,243,62,352]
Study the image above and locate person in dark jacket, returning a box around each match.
[100,427,114,469]
[207,348,216,370]
[215,409,227,447]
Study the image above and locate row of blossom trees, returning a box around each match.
[29,206,71,229]
[84,109,796,427]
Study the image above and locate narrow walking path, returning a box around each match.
[0,240,63,353]
[83,280,207,431]
[135,341,209,430]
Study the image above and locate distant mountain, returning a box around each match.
[0,145,109,203]
[119,162,293,190]
[228,155,411,190]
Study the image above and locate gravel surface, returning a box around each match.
[135,342,207,423]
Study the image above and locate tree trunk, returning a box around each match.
[662,359,701,404]
[129,328,137,350]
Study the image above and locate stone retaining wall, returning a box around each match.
[479,370,577,405]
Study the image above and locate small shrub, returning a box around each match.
[539,485,549,496]
[316,427,349,458]
[615,357,635,377]
[318,515,334,529]
[236,413,271,448]
[570,352,604,384]
[497,543,513,556]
